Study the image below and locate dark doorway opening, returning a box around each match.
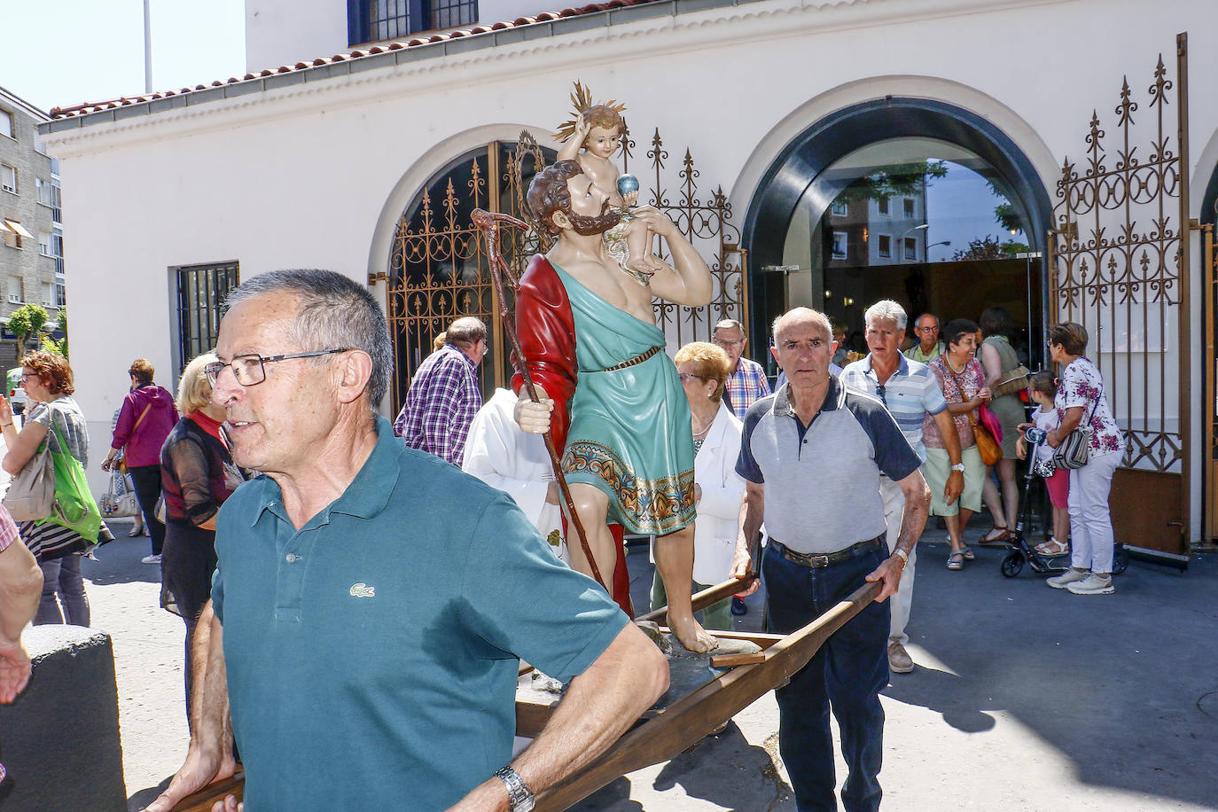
[743,99,1052,368]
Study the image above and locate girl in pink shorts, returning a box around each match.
[1024,371,1070,556]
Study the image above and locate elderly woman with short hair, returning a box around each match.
[649,341,745,630]
[1044,323,1124,595]
[160,352,245,710]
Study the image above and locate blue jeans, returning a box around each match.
[34,553,91,626]
[763,539,889,812]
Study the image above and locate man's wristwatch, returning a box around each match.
[950,462,966,473]
[893,548,910,567]
[494,766,535,812]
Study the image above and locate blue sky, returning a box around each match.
[0,0,245,113]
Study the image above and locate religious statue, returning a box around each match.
[555,83,664,285]
[513,154,718,653]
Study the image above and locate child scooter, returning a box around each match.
[1001,427,1072,578]
[1000,426,1130,577]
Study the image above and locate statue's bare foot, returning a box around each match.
[667,611,718,653]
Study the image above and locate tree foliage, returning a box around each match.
[952,235,1030,261]
[833,161,949,204]
[41,306,67,358]
[8,304,48,349]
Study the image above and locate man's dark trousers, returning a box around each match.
[763,538,890,812]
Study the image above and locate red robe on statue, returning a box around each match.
[511,254,634,617]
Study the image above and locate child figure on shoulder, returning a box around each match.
[1017,371,1070,557]
[555,82,667,285]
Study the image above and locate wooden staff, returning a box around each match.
[471,208,605,591]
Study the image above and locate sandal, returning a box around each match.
[959,545,975,561]
[1035,538,1070,557]
[980,526,1013,544]
[946,552,964,571]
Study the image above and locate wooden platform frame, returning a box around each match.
[172,576,878,811]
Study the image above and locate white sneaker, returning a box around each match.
[141,554,162,564]
[1046,568,1089,589]
[1067,573,1114,595]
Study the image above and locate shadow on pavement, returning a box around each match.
[127,776,171,811]
[889,537,1218,808]
[569,777,644,811]
[84,533,162,586]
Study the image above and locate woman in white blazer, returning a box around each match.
[650,342,746,630]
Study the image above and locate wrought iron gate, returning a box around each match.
[1047,33,1191,554]
[620,129,748,349]
[384,130,747,414]
[385,142,546,412]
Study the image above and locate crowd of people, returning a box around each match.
[0,273,1127,812]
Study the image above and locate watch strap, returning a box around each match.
[494,765,535,812]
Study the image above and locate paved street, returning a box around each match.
[64,519,1218,811]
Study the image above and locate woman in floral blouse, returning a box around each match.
[924,318,992,571]
[1044,322,1124,595]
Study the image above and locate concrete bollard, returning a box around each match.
[0,625,126,811]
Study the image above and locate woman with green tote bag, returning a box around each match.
[0,351,112,625]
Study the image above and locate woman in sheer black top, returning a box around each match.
[160,352,244,713]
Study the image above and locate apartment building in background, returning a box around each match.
[0,85,64,367]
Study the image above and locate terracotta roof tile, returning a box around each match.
[50,0,664,119]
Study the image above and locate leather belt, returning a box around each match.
[769,536,884,568]
[585,345,661,374]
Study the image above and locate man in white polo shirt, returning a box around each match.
[841,300,963,675]
[731,307,930,812]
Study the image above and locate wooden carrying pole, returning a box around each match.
[470,208,605,590]
[532,581,881,810]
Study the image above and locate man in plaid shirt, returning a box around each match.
[714,319,772,420]
[0,505,40,703]
[394,317,488,465]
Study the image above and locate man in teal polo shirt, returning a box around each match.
[146,270,668,812]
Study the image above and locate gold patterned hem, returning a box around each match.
[562,441,696,536]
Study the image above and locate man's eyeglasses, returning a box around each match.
[712,338,744,348]
[204,348,350,387]
[678,373,707,384]
[875,383,887,405]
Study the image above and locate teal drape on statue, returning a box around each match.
[554,263,696,536]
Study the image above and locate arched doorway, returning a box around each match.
[742,98,1052,369]
[385,140,552,413]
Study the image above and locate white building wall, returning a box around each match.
[245,0,349,71]
[45,0,1218,535]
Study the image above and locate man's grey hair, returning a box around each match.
[223,269,392,407]
[771,307,833,342]
[915,312,939,328]
[713,318,745,336]
[446,316,487,348]
[864,299,908,331]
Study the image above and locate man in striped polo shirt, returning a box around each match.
[841,300,963,675]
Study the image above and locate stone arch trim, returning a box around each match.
[735,78,1056,347]
[365,122,552,289]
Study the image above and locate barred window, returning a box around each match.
[176,261,239,371]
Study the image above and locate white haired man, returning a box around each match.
[840,299,963,674]
[713,318,771,420]
[732,306,930,811]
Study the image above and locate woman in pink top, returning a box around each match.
[101,358,178,564]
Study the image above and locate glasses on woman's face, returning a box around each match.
[677,372,706,384]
